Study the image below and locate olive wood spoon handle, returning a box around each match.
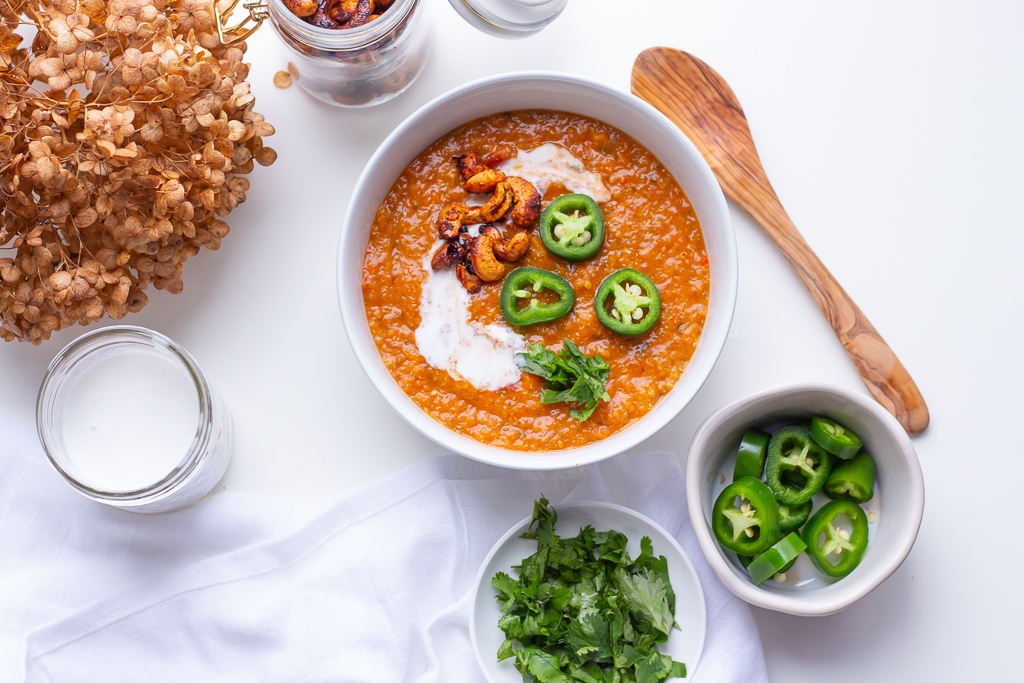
[631,47,929,434]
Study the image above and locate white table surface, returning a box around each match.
[2,0,1021,679]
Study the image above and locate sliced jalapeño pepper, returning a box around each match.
[733,429,771,481]
[746,533,808,585]
[711,477,781,556]
[594,268,661,336]
[778,499,813,534]
[824,451,876,504]
[538,193,605,261]
[766,426,831,506]
[810,416,863,460]
[802,500,868,578]
[499,267,575,326]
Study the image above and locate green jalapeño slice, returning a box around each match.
[594,268,661,336]
[733,429,771,481]
[802,500,869,579]
[538,193,605,261]
[777,499,813,534]
[499,267,575,326]
[712,477,781,556]
[824,451,876,504]
[746,533,808,585]
[766,425,832,505]
[810,416,863,460]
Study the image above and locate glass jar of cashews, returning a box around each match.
[268,0,431,107]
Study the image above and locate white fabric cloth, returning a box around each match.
[0,411,767,682]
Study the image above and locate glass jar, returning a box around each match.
[36,326,233,514]
[268,0,431,107]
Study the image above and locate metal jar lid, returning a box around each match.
[448,0,569,38]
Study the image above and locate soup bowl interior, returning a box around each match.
[338,72,737,469]
[686,383,925,615]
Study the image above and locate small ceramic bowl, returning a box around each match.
[338,72,737,470]
[686,383,924,616]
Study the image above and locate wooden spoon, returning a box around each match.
[632,47,929,434]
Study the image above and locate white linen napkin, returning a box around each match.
[0,411,767,682]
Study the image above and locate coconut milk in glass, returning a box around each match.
[37,326,233,514]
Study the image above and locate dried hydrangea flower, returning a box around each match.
[0,0,276,343]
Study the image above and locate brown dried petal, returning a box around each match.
[255,148,277,166]
[273,71,292,89]
[49,271,72,292]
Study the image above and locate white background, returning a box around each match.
[2,0,1021,679]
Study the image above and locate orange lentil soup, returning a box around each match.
[362,110,709,451]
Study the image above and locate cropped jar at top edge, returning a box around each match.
[36,326,233,514]
[268,0,431,108]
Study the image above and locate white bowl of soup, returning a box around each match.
[338,72,737,469]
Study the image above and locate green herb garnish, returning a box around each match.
[516,339,611,422]
[492,498,687,682]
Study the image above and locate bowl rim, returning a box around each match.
[685,382,925,616]
[337,70,737,470]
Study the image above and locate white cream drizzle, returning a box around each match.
[413,144,608,391]
[413,249,526,391]
[497,143,611,203]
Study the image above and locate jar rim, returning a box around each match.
[268,0,417,49]
[36,325,215,504]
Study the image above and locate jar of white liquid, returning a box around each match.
[37,326,233,514]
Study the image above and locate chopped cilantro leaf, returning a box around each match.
[516,340,611,422]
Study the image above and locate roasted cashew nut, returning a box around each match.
[327,0,357,23]
[437,203,470,240]
[463,168,505,194]
[464,181,513,224]
[470,234,505,282]
[505,176,541,228]
[456,264,483,293]
[284,0,318,18]
[453,152,488,180]
[479,225,530,262]
[430,242,456,270]
[329,0,374,26]
[431,235,470,270]
[345,0,375,27]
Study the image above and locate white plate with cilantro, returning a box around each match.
[470,500,707,682]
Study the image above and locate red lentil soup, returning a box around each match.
[362,110,709,451]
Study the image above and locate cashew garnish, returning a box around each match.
[479,225,530,262]
[463,168,505,194]
[437,204,470,240]
[455,264,483,293]
[430,154,539,293]
[470,234,505,282]
[505,176,541,227]
[431,234,470,270]
[453,152,489,180]
[464,181,513,224]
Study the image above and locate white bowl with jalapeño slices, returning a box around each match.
[686,383,925,616]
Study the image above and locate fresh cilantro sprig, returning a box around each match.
[491,498,687,683]
[516,340,611,422]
